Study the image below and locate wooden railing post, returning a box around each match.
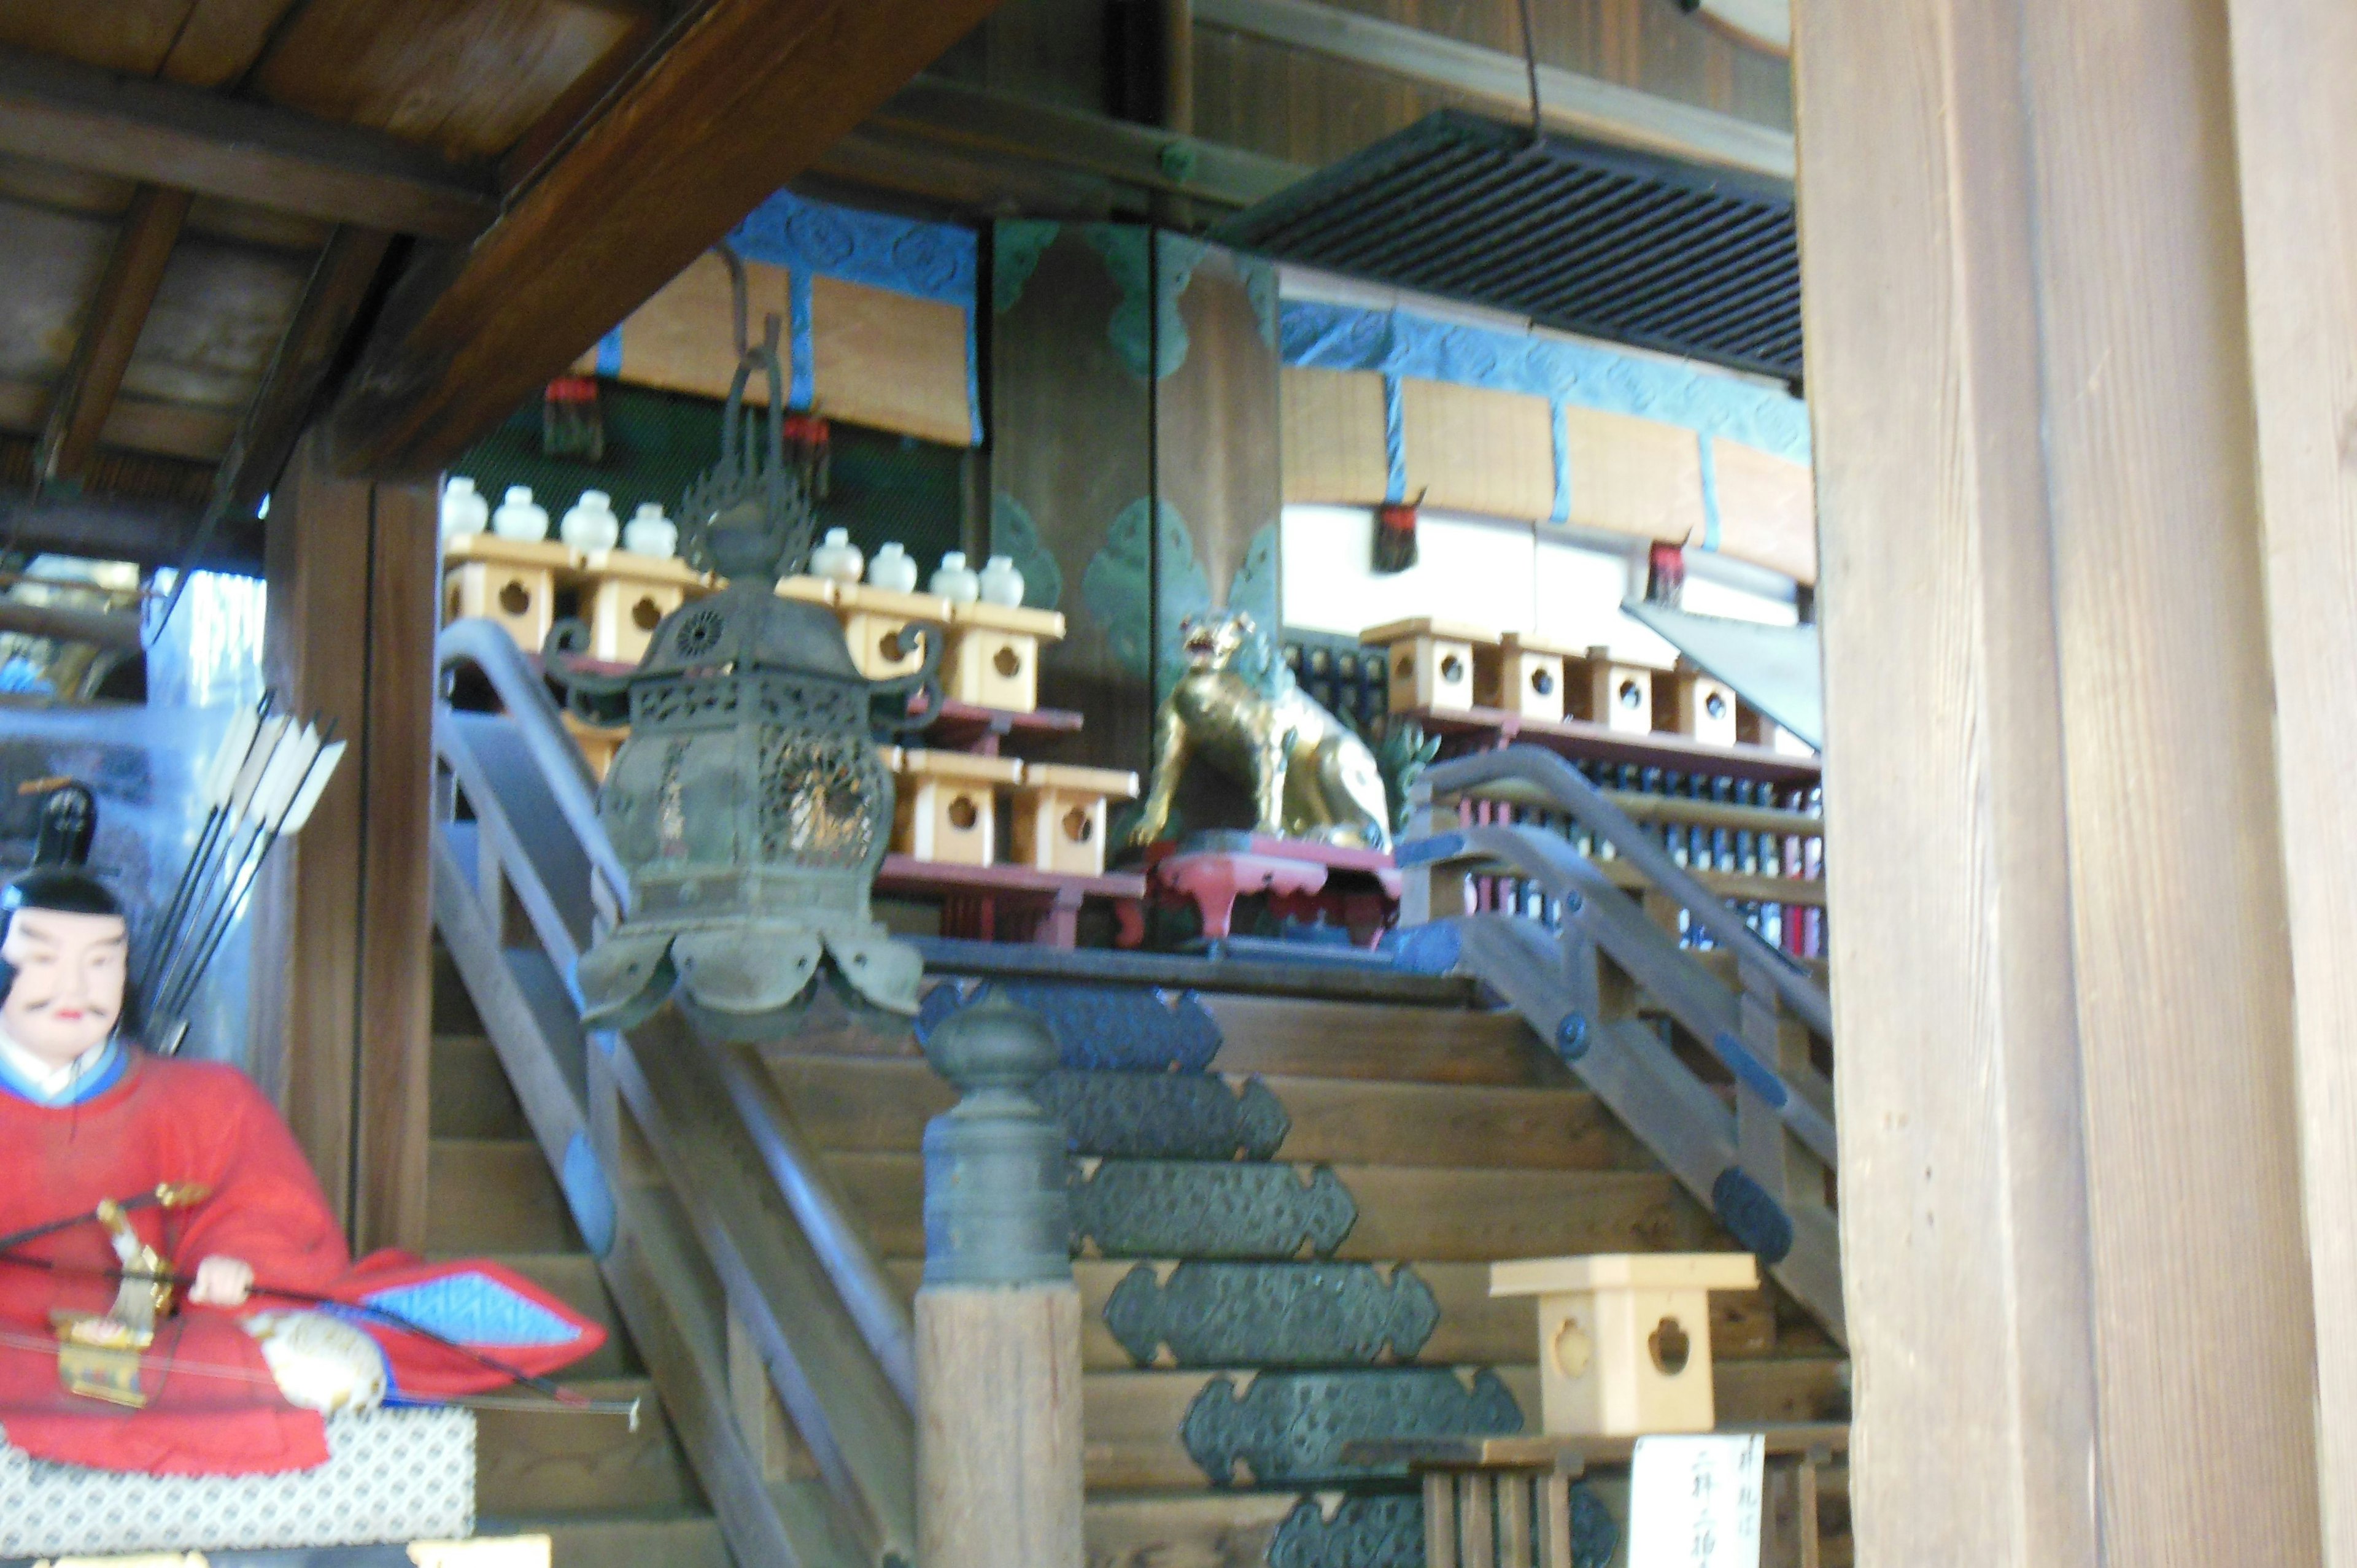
[915,991,1083,1568]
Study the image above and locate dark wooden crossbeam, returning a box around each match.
[37,184,192,489]
[330,0,1010,477]
[219,225,396,511]
[0,485,261,573]
[0,44,497,239]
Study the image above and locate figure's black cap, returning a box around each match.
[2,869,124,920]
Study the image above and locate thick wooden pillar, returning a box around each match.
[1795,0,2331,1561]
[257,429,439,1253]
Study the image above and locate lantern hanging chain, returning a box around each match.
[1517,0,1544,138]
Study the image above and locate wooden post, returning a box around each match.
[255,428,439,1253]
[1795,0,2332,1560]
[915,991,1084,1568]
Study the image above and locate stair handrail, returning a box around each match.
[1413,745,1833,1040]
[433,616,918,1407]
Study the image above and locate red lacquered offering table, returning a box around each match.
[1120,832,1403,947]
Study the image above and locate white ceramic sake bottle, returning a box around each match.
[931,550,981,603]
[439,476,490,544]
[492,485,550,542]
[810,527,865,585]
[560,490,620,553]
[622,503,677,558]
[978,554,1026,608]
[867,541,919,593]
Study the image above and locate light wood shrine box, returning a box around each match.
[840,583,951,681]
[1012,763,1139,877]
[893,748,1023,867]
[576,549,708,664]
[563,711,629,781]
[945,600,1066,713]
[1476,632,1581,723]
[1572,646,1663,735]
[1660,659,1740,748]
[444,534,575,653]
[1490,1253,1759,1435]
[1363,618,1500,713]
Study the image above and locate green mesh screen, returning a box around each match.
[454,382,973,568]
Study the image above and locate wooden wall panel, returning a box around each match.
[1559,404,1702,544]
[1796,0,2326,1560]
[810,274,972,447]
[1280,365,1389,505]
[1155,242,1282,622]
[1399,377,1554,522]
[1710,438,1815,584]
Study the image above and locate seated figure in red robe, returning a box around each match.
[0,868,605,1476]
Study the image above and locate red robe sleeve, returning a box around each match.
[166,1064,350,1299]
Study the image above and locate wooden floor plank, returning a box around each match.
[473,1377,695,1516]
[1085,1489,1301,1568]
[1200,996,1565,1086]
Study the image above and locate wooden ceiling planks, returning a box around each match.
[116,230,314,411]
[0,2,194,77]
[0,200,117,384]
[157,0,306,87]
[37,183,192,483]
[331,0,1013,476]
[253,0,643,161]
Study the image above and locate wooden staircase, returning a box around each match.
[775,979,1852,1567]
[427,946,735,1568]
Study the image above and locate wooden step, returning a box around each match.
[825,1154,1720,1264]
[767,1056,1649,1170]
[881,1259,1778,1370]
[427,1138,582,1254]
[478,1509,733,1568]
[1198,996,1565,1086]
[473,1377,697,1516]
[1086,1490,1301,1568]
[1082,1363,1847,1491]
[433,943,486,1036]
[432,1033,530,1139]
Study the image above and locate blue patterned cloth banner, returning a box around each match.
[362,1273,585,1348]
[1280,299,1808,538]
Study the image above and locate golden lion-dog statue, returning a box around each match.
[1129,611,1392,852]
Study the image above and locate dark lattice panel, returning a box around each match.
[1216,110,1802,384]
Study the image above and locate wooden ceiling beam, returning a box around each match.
[38,183,193,489]
[0,486,261,573]
[328,0,1010,477]
[0,44,497,239]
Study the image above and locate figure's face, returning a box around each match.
[1,908,127,1067]
[1181,614,1250,671]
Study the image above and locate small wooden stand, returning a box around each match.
[841,583,951,681]
[1364,617,1500,714]
[1479,632,1580,724]
[1010,763,1137,877]
[945,601,1066,713]
[443,534,574,652]
[1574,647,1660,735]
[1491,1253,1759,1437]
[893,748,1023,867]
[577,548,706,664]
[776,574,839,609]
[1662,660,1740,748]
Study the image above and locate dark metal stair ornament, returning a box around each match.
[1179,1366,1523,1488]
[1102,1261,1439,1368]
[1035,1071,1290,1161]
[1070,1161,1357,1259]
[541,312,944,1041]
[919,987,1074,1287]
[916,978,1225,1073]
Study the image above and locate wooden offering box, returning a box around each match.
[444,534,575,652]
[1491,1253,1759,1437]
[1363,617,1499,714]
[563,711,629,782]
[1574,646,1660,735]
[577,549,706,664]
[945,600,1066,713]
[892,748,1022,867]
[1662,660,1740,748]
[1011,763,1138,878]
[840,583,951,681]
[1479,631,1580,724]
[775,574,838,609]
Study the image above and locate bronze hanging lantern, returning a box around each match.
[545,317,941,1040]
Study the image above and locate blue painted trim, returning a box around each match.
[1710,1030,1789,1109]
[0,1037,125,1107]
[1711,1166,1794,1265]
[560,1132,617,1259]
[1394,832,1466,867]
[1388,921,1462,975]
[729,190,977,306]
[1381,374,1407,504]
[1547,396,1572,524]
[787,269,816,411]
[964,306,983,445]
[1698,432,1722,552]
[1281,299,1809,464]
[594,328,624,379]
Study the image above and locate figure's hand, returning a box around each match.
[190,1256,255,1308]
